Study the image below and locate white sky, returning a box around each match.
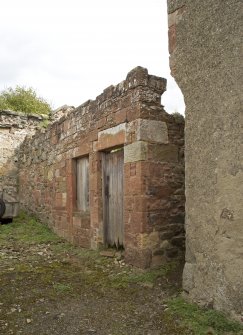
[0,0,185,114]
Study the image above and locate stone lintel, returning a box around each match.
[97,123,127,150]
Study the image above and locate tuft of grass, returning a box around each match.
[39,119,50,128]
[127,263,174,283]
[166,297,243,335]
[108,263,175,288]
[53,283,73,293]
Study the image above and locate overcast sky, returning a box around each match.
[0,0,185,114]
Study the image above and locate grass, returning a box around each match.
[39,119,50,128]
[53,283,73,293]
[107,263,175,288]
[166,297,243,335]
[0,211,63,246]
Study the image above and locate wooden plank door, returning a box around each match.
[102,148,124,247]
[76,156,89,211]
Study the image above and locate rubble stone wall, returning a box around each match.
[0,110,43,204]
[167,0,243,318]
[18,67,185,268]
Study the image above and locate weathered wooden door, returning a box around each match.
[102,148,124,247]
[76,157,89,211]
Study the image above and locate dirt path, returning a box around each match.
[1,215,242,335]
[0,215,188,335]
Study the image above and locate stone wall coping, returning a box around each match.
[0,124,12,128]
[0,109,47,121]
[35,66,168,136]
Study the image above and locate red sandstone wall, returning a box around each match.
[18,67,184,268]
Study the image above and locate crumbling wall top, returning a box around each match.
[0,110,47,132]
[75,66,167,113]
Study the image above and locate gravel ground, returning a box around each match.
[0,217,191,335]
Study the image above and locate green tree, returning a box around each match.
[0,86,51,115]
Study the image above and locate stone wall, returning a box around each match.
[51,105,75,123]
[18,67,185,268]
[168,0,242,319]
[0,110,44,207]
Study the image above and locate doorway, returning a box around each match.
[102,148,124,248]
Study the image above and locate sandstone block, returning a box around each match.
[183,263,195,293]
[148,144,178,162]
[127,119,168,144]
[138,119,168,143]
[125,248,152,269]
[98,123,126,150]
[171,235,185,248]
[165,246,178,258]
[124,141,148,163]
[160,240,170,250]
[100,250,116,258]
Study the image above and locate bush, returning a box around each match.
[0,86,51,115]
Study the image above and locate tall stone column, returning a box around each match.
[167,0,243,318]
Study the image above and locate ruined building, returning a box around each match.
[0,67,185,269]
[0,0,241,321]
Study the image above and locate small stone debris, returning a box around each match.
[99,250,115,258]
[139,282,154,289]
[206,327,215,335]
[26,318,32,324]
[115,251,123,260]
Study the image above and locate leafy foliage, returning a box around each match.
[0,86,51,115]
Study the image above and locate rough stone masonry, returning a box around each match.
[18,67,185,268]
[167,0,243,320]
[0,110,44,213]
